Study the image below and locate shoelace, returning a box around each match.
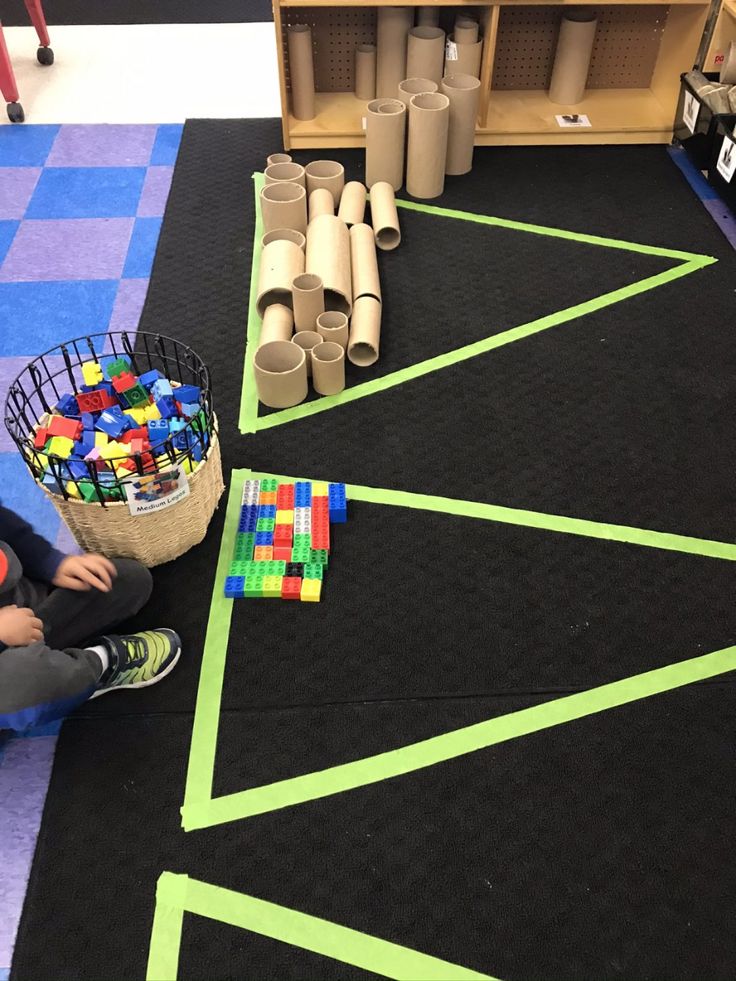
[118,635,149,671]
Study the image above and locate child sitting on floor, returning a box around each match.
[0,501,180,731]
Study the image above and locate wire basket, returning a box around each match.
[4,331,225,567]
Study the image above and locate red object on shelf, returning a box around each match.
[1,1,52,121]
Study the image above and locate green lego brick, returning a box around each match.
[310,549,329,566]
[303,562,324,580]
[244,576,264,598]
[229,560,252,577]
[291,547,312,563]
[256,518,275,532]
[122,381,149,407]
[272,560,287,576]
[233,534,254,561]
[293,533,311,549]
[260,478,278,492]
[78,480,100,503]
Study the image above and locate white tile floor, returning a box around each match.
[2,22,282,124]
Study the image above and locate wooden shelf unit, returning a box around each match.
[275,0,711,148]
[703,0,736,73]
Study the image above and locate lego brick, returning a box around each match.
[303,562,324,581]
[65,481,81,499]
[285,562,305,578]
[124,406,149,425]
[104,356,132,379]
[328,482,348,523]
[56,393,79,416]
[75,389,118,414]
[172,383,201,404]
[276,483,295,508]
[119,380,149,409]
[255,531,274,547]
[47,436,75,458]
[33,428,49,450]
[96,407,128,439]
[224,576,245,599]
[47,415,83,441]
[256,518,275,533]
[81,361,104,387]
[259,491,277,506]
[178,402,201,420]
[312,481,329,496]
[78,480,101,503]
[156,395,179,420]
[310,549,329,566]
[262,575,283,598]
[228,560,253,577]
[152,378,174,401]
[241,479,261,503]
[293,533,311,549]
[281,576,302,600]
[258,504,277,520]
[65,459,90,481]
[275,509,294,525]
[138,369,164,390]
[144,403,162,422]
[300,579,322,602]
[291,548,312,565]
[294,481,312,507]
[260,478,278,493]
[273,546,292,561]
[244,577,264,598]
[253,545,273,562]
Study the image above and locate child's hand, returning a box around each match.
[52,554,116,593]
[0,605,45,647]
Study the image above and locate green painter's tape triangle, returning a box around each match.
[239,173,715,433]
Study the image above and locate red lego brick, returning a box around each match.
[121,427,148,444]
[76,390,117,414]
[273,546,292,561]
[112,372,137,393]
[273,525,293,545]
[281,576,302,600]
[276,483,295,507]
[130,438,147,455]
[47,415,83,440]
[33,428,48,449]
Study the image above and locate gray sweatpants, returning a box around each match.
[0,543,153,731]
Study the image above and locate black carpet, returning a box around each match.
[11,120,736,980]
[1,0,272,25]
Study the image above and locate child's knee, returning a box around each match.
[110,558,153,611]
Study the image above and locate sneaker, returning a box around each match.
[91,629,181,698]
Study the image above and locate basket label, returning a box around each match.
[122,467,190,516]
[717,135,736,183]
[683,91,700,135]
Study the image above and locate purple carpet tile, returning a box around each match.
[45,124,157,168]
[137,166,174,218]
[0,218,135,282]
[0,169,41,220]
[108,277,149,332]
[0,356,71,452]
[0,735,58,967]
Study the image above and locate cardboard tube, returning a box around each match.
[365,98,406,190]
[398,76,438,106]
[337,181,367,226]
[407,91,450,199]
[348,296,382,367]
[292,273,325,332]
[454,17,479,44]
[721,42,736,84]
[316,310,349,350]
[260,182,307,235]
[306,214,352,316]
[376,6,413,99]
[262,228,306,251]
[291,330,322,377]
[406,27,446,86]
[549,12,598,106]
[441,74,481,176]
[256,239,304,317]
[259,304,294,347]
[729,86,736,113]
[287,24,316,121]
[254,340,307,408]
[304,160,345,208]
[369,181,401,251]
[312,342,345,396]
[264,162,306,188]
[267,153,292,167]
[447,35,483,79]
[355,44,377,100]
[350,223,381,303]
[416,6,440,27]
[309,188,334,221]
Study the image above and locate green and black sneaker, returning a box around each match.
[91,629,181,698]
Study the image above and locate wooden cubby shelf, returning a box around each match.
[274,0,711,148]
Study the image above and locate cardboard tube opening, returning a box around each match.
[253,340,308,408]
[267,153,292,166]
[306,214,352,316]
[264,162,306,187]
[261,228,306,250]
[407,92,450,199]
[398,76,438,106]
[348,295,382,366]
[406,26,446,86]
[260,182,307,234]
[291,330,323,377]
[256,239,305,317]
[366,98,406,190]
[454,17,479,45]
[305,160,346,208]
[287,24,316,121]
[417,6,440,26]
[369,181,401,251]
[337,181,367,227]
[313,341,344,363]
[259,303,294,347]
[292,273,325,333]
[309,187,334,221]
[349,342,378,366]
[355,43,377,100]
[316,311,349,350]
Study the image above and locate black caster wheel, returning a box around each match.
[37,46,54,66]
[7,102,25,123]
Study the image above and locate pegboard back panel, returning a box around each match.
[282,6,378,93]
[492,5,669,90]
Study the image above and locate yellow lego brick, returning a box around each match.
[144,403,162,421]
[180,457,194,474]
[300,578,322,603]
[311,482,328,496]
[275,510,294,525]
[47,436,74,458]
[65,480,81,499]
[113,460,134,478]
[262,575,283,598]
[123,406,148,425]
[99,440,128,460]
[95,432,109,448]
[81,361,103,387]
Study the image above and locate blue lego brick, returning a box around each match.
[81,412,95,431]
[295,481,312,507]
[258,504,276,520]
[95,406,127,438]
[156,395,178,419]
[65,459,90,481]
[75,432,96,455]
[178,401,200,419]
[238,514,258,533]
[147,419,170,441]
[56,393,78,416]
[152,378,173,401]
[224,576,245,599]
[138,369,164,390]
[328,482,348,523]
[255,531,274,547]
[173,384,201,404]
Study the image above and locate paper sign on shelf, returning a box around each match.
[445,40,458,61]
[123,466,190,516]
[555,114,592,128]
[682,91,700,135]
[717,135,736,182]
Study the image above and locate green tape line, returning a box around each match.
[147,876,185,981]
[148,873,497,980]
[181,471,244,818]
[183,644,736,830]
[255,258,714,431]
[238,172,265,434]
